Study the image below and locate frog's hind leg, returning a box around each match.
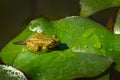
[26,42,39,52]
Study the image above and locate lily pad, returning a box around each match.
[80,0,120,17]
[0,16,114,79]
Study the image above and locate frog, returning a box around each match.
[14,33,60,52]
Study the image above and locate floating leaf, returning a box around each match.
[13,50,113,80]
[0,16,114,79]
[80,0,120,17]
[114,9,120,34]
[0,65,27,80]
[72,25,120,71]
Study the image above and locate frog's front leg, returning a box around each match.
[26,42,39,52]
[42,45,49,51]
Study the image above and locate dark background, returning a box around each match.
[0,0,80,50]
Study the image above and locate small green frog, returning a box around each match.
[14,33,60,52]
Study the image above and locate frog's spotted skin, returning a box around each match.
[15,33,60,52]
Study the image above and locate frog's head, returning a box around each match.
[48,36,60,49]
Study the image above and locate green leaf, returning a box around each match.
[0,65,27,80]
[114,9,120,34]
[13,50,113,80]
[0,28,34,65]
[80,0,120,17]
[0,16,114,79]
[72,25,120,71]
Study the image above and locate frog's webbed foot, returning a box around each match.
[42,46,49,51]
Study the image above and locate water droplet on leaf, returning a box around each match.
[109,48,113,51]
[84,45,88,48]
[83,29,93,38]
[93,42,102,49]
